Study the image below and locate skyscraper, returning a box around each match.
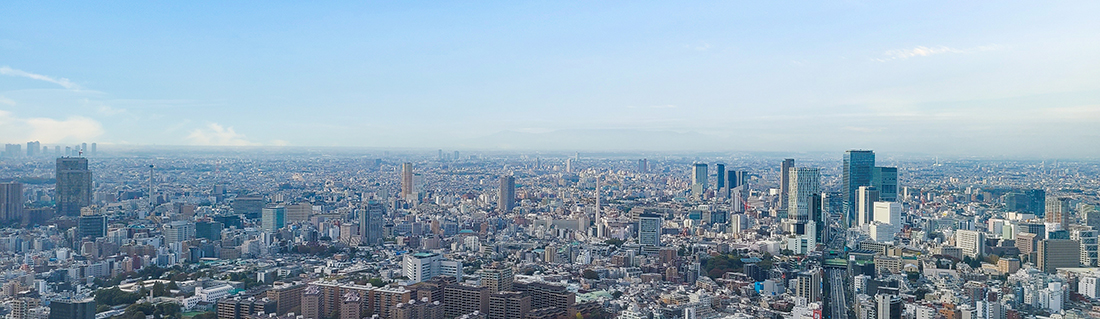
[77,214,107,240]
[715,163,726,190]
[780,159,794,213]
[0,182,22,222]
[56,157,92,216]
[787,167,820,222]
[261,205,286,232]
[857,186,880,227]
[360,201,385,246]
[1046,197,1072,230]
[401,163,414,199]
[498,175,515,213]
[26,141,39,157]
[638,213,662,246]
[637,159,648,173]
[1038,239,1080,273]
[844,150,875,227]
[691,163,707,200]
[872,166,898,202]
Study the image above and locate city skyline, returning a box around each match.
[1,2,1099,157]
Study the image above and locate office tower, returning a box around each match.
[479,263,514,293]
[595,178,605,238]
[301,286,321,319]
[565,158,573,173]
[438,149,443,160]
[955,230,985,258]
[164,221,195,243]
[231,195,265,219]
[1069,226,1098,267]
[360,201,385,246]
[26,141,39,157]
[728,170,747,189]
[48,298,95,319]
[498,175,515,213]
[787,167,820,222]
[77,214,107,240]
[0,182,22,222]
[857,186,880,227]
[261,206,286,232]
[795,269,821,302]
[812,193,825,243]
[443,284,489,319]
[638,213,662,246]
[844,150,875,227]
[401,162,414,198]
[81,143,87,154]
[780,159,794,213]
[285,202,312,223]
[715,163,726,190]
[873,201,902,226]
[54,146,60,155]
[56,157,92,216]
[90,143,96,156]
[1038,239,1081,273]
[488,291,530,319]
[404,252,463,283]
[196,221,224,240]
[1046,197,1071,230]
[637,159,648,173]
[871,166,898,202]
[691,163,707,200]
[876,294,901,319]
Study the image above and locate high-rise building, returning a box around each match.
[728,170,747,189]
[1038,239,1081,273]
[56,157,92,216]
[26,141,39,157]
[261,205,286,232]
[360,201,385,246]
[0,182,23,222]
[4,144,21,157]
[401,162,414,199]
[196,220,224,240]
[285,202,312,223]
[77,214,107,240]
[487,291,530,319]
[498,175,515,213]
[873,202,902,227]
[48,298,95,319]
[301,286,321,319]
[875,294,901,319]
[1069,226,1098,267]
[443,284,488,319]
[637,159,648,173]
[780,159,794,213]
[691,163,707,200]
[404,252,463,283]
[787,167,820,222]
[795,269,821,302]
[164,221,195,243]
[267,282,305,315]
[857,186,880,227]
[715,163,726,190]
[955,229,985,258]
[479,263,514,293]
[339,292,360,319]
[232,195,265,219]
[872,166,898,202]
[638,213,662,246]
[844,150,875,227]
[90,143,96,156]
[1046,197,1072,230]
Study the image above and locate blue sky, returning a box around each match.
[1,1,1098,157]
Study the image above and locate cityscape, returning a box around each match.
[0,145,1099,319]
[3,2,1100,319]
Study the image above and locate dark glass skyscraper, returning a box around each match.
[360,201,385,246]
[499,175,516,212]
[780,159,794,213]
[715,163,726,190]
[55,157,92,216]
[843,150,875,227]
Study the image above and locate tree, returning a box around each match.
[582,269,599,280]
[368,278,387,288]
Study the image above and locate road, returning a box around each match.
[825,267,850,319]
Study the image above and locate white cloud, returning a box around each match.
[0,110,104,143]
[0,96,14,106]
[186,123,257,146]
[876,45,998,62]
[0,66,81,89]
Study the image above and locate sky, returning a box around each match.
[1,1,1099,157]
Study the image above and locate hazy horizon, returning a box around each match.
[2,2,1099,158]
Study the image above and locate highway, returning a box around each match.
[825,267,850,319]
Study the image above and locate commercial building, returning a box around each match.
[56,157,92,216]
[1038,239,1081,273]
[47,298,94,319]
[498,175,515,213]
[403,252,463,283]
[843,150,875,227]
[261,206,286,232]
[0,182,23,222]
[638,213,662,247]
[360,201,385,246]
